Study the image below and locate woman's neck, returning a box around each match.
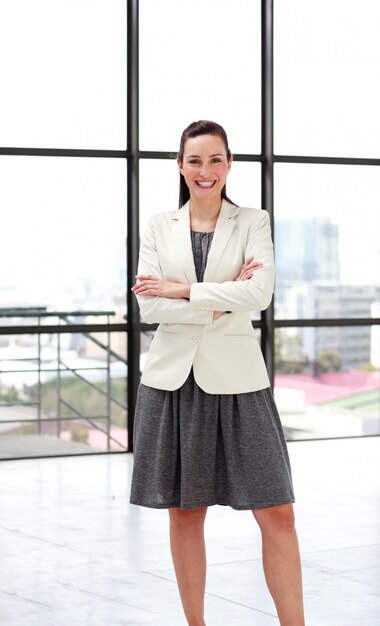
[189,196,222,230]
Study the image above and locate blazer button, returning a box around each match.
[192,336,199,342]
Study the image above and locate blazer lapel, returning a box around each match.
[203,200,239,282]
[170,201,198,284]
[170,199,240,284]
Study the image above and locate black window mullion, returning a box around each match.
[261,0,275,388]
[127,0,140,452]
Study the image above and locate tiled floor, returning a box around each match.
[0,436,379,625]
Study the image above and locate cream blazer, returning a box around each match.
[136,199,275,394]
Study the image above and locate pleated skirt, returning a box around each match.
[129,368,295,511]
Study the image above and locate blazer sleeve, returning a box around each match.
[190,210,275,312]
[135,216,214,325]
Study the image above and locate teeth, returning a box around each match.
[197,181,214,187]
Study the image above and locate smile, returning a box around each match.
[196,181,216,188]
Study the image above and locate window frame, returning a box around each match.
[0,0,378,460]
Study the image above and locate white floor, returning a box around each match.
[0,436,379,625]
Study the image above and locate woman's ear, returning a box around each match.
[177,158,184,176]
[227,155,233,173]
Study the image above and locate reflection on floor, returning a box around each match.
[0,436,379,625]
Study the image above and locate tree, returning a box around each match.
[275,330,309,374]
[317,350,341,372]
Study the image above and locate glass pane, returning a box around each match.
[0,156,127,318]
[274,0,380,157]
[139,0,261,153]
[139,159,179,236]
[140,330,155,376]
[0,1,126,149]
[274,326,380,440]
[226,162,261,212]
[0,332,127,459]
[140,159,261,235]
[274,164,380,319]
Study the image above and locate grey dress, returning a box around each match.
[129,231,295,511]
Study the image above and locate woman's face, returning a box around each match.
[178,134,232,203]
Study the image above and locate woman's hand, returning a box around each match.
[133,257,262,312]
[132,275,190,299]
[235,256,262,281]
[213,258,263,320]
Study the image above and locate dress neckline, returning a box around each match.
[191,230,215,235]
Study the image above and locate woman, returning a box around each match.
[130,120,305,626]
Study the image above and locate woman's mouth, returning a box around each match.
[195,180,216,188]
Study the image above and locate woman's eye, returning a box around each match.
[189,160,200,165]
[211,158,222,163]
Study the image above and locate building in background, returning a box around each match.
[275,218,340,310]
[275,218,379,371]
[281,283,379,371]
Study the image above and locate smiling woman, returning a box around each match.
[130,121,305,625]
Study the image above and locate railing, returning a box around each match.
[0,308,128,456]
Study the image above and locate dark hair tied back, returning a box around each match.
[177,120,236,208]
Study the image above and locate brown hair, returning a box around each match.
[177,120,237,208]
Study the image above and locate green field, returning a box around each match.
[320,390,379,414]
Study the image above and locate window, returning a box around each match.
[0,0,127,149]
[274,164,380,319]
[274,0,380,157]
[274,326,379,439]
[139,0,261,154]
[1,1,379,458]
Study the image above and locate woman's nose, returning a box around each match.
[198,164,211,177]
